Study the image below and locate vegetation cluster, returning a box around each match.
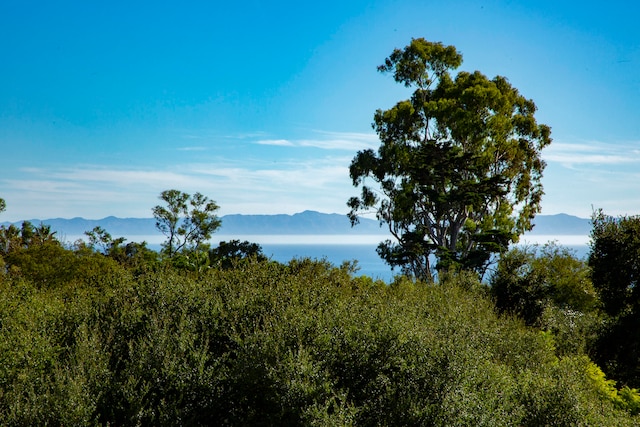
[0,236,638,425]
[1,194,640,424]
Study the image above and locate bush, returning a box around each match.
[491,243,598,326]
[0,257,637,425]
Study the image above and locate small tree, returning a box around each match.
[85,226,124,254]
[209,240,267,269]
[0,197,5,215]
[0,224,21,255]
[152,189,221,258]
[348,38,551,281]
[0,221,60,254]
[31,223,58,246]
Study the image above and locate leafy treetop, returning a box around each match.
[152,189,221,258]
[348,38,551,281]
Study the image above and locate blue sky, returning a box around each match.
[1,0,640,222]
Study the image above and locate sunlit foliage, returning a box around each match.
[0,247,636,425]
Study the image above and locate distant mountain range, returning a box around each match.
[0,211,591,239]
[527,213,591,235]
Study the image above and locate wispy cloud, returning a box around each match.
[255,139,296,147]
[189,157,351,192]
[544,141,640,167]
[178,130,270,140]
[253,131,379,151]
[1,129,379,220]
[297,139,368,150]
[43,167,198,188]
[313,130,379,143]
[540,140,640,217]
[177,146,209,151]
[3,154,359,220]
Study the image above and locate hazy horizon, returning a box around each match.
[0,210,592,223]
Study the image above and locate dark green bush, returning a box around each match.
[490,243,598,326]
[0,256,636,425]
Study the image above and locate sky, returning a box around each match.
[1,0,640,222]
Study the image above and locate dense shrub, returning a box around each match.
[0,252,637,425]
[490,243,598,326]
[3,242,125,290]
[589,212,640,388]
[209,240,267,270]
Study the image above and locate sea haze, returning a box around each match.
[0,211,591,239]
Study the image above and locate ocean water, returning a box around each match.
[261,243,395,282]
[66,234,591,282]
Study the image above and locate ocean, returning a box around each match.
[67,234,591,283]
[260,243,395,281]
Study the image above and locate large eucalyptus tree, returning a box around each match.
[348,38,551,280]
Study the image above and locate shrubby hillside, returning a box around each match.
[0,240,638,425]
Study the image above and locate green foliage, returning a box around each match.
[152,189,221,258]
[589,211,640,387]
[84,226,159,272]
[209,239,267,269]
[593,311,640,389]
[589,210,640,317]
[0,221,59,256]
[168,248,210,274]
[538,304,602,358]
[586,360,640,415]
[348,38,551,281]
[85,226,124,254]
[0,197,5,214]
[3,243,125,290]
[490,243,604,359]
[0,255,636,425]
[491,243,598,325]
[0,224,21,254]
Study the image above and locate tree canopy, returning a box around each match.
[348,38,551,280]
[589,210,640,317]
[589,210,640,388]
[209,239,267,270]
[152,189,221,258]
